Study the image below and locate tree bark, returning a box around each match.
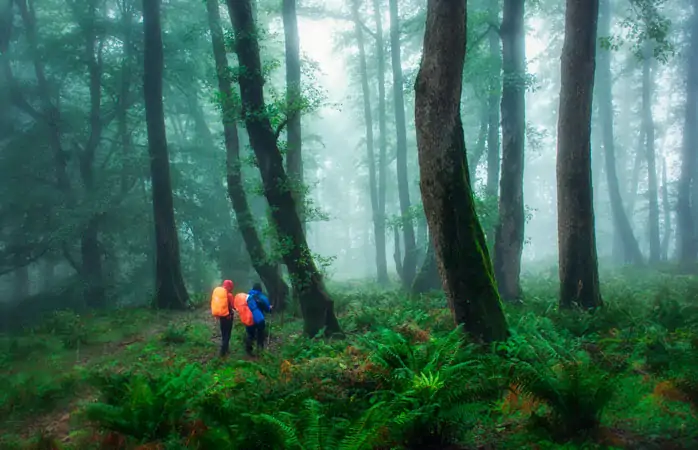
[388,0,418,288]
[677,0,698,267]
[282,0,304,233]
[372,0,389,284]
[227,0,341,337]
[596,0,644,265]
[641,40,660,264]
[556,0,603,309]
[493,0,525,302]
[142,0,189,309]
[415,0,509,343]
[205,0,290,309]
[351,0,388,283]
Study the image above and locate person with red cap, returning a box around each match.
[210,279,235,356]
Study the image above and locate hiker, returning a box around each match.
[210,279,235,356]
[245,282,272,356]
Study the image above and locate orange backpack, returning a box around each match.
[233,293,255,326]
[211,286,231,317]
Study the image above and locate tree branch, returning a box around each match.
[468,24,496,52]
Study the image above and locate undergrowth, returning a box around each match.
[2,270,698,449]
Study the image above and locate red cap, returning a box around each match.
[223,280,234,291]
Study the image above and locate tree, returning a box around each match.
[415,0,509,342]
[142,0,190,309]
[226,0,341,337]
[350,0,388,283]
[485,0,502,247]
[677,0,698,267]
[282,0,304,232]
[556,0,602,309]
[372,0,390,285]
[205,0,289,309]
[493,0,526,302]
[642,39,660,263]
[596,0,644,266]
[388,0,418,287]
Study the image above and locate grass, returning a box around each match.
[2,269,698,449]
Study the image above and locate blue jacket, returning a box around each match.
[247,289,271,325]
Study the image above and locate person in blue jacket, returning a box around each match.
[245,282,272,355]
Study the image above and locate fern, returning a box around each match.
[508,334,618,440]
[85,364,205,442]
[254,398,388,450]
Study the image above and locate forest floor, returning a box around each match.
[2,268,698,449]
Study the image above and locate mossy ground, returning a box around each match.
[2,268,698,449]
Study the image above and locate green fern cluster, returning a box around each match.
[84,364,206,442]
[357,326,499,447]
[502,330,618,440]
[255,398,388,450]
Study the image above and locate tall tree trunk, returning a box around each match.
[493,0,525,302]
[282,0,304,234]
[388,0,418,288]
[415,0,508,343]
[205,0,290,309]
[557,0,603,309]
[227,0,341,337]
[351,0,388,283]
[486,1,502,247]
[142,0,189,309]
[596,0,644,265]
[373,0,389,284]
[642,40,660,264]
[661,157,672,261]
[78,1,106,308]
[677,0,698,266]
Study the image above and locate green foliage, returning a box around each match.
[5,271,698,448]
[38,310,89,349]
[84,364,206,442]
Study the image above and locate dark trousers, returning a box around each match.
[219,315,233,356]
[245,321,266,355]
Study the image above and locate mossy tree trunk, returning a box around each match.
[493,0,525,302]
[556,0,602,309]
[351,0,388,283]
[142,0,189,309]
[415,0,509,343]
[227,0,341,337]
[205,0,290,309]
